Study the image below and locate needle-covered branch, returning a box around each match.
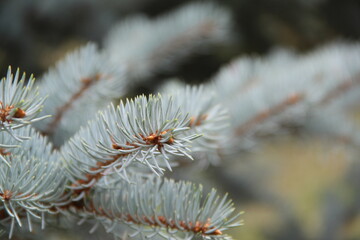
[104,2,231,81]
[0,67,47,140]
[61,94,200,195]
[36,43,126,146]
[211,42,360,150]
[85,174,242,240]
[0,126,67,238]
[165,84,229,164]
[35,2,231,146]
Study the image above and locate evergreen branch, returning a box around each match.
[169,85,229,164]
[211,42,360,150]
[0,67,47,139]
[302,74,360,145]
[85,174,241,240]
[61,94,199,195]
[0,126,67,238]
[35,2,230,146]
[317,73,360,106]
[0,126,51,166]
[43,72,101,135]
[304,104,360,146]
[104,2,231,81]
[36,43,126,145]
[212,49,297,105]
[235,93,305,136]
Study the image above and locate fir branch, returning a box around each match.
[104,2,231,81]
[212,49,297,105]
[43,73,101,135]
[0,126,50,166]
[35,2,231,146]
[317,73,360,106]
[235,93,305,136]
[84,174,241,240]
[61,94,199,195]
[211,42,360,150]
[304,104,360,146]
[168,85,229,164]
[0,126,67,238]
[0,67,47,139]
[36,43,126,146]
[301,73,360,145]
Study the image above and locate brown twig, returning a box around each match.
[85,201,222,236]
[318,75,360,106]
[70,130,174,195]
[43,74,101,135]
[59,196,222,236]
[235,93,305,136]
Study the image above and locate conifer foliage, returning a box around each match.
[1,1,360,240]
[0,2,242,239]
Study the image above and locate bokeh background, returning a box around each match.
[1,0,360,239]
